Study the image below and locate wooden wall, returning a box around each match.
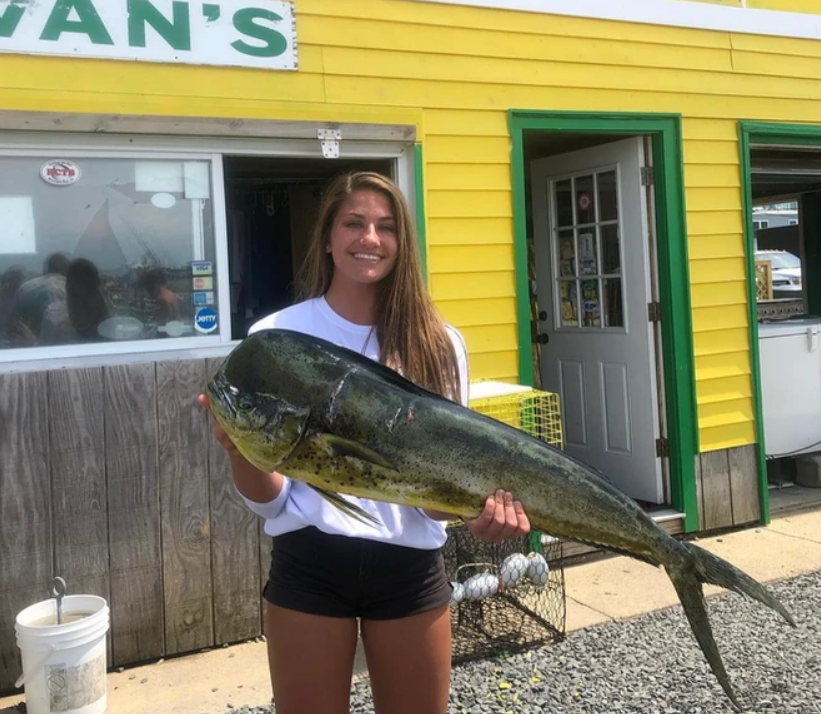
[695,444,761,531]
[0,358,268,693]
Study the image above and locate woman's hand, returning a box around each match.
[196,394,239,455]
[464,490,531,544]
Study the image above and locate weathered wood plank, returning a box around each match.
[206,357,263,644]
[729,445,761,526]
[0,371,50,691]
[157,359,214,654]
[105,363,163,666]
[694,454,704,532]
[48,369,108,600]
[700,450,733,531]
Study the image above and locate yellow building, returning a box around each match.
[2,0,821,681]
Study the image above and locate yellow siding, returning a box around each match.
[6,0,821,450]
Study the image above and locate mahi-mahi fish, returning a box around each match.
[206,328,796,710]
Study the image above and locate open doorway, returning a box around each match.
[523,131,669,512]
[749,145,821,515]
[223,156,393,340]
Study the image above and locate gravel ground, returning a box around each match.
[225,569,821,714]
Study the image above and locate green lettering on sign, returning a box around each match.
[0,1,25,39]
[128,0,191,51]
[40,0,114,45]
[231,8,287,58]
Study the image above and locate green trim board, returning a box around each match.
[414,143,429,283]
[508,110,699,532]
[735,120,821,526]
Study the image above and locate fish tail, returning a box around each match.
[665,541,796,711]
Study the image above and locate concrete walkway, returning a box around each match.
[3,508,820,714]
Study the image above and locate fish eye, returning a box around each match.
[238,395,254,411]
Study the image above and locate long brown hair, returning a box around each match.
[295,171,461,401]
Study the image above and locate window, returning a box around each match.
[551,169,624,329]
[0,155,219,350]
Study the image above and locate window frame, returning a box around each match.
[0,132,415,370]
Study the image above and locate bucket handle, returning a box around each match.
[14,643,61,689]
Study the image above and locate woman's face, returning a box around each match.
[327,189,399,290]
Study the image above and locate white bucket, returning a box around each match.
[14,595,110,714]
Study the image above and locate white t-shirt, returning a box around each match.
[237,296,470,550]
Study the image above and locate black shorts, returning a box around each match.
[263,526,452,620]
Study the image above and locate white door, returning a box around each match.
[531,137,663,503]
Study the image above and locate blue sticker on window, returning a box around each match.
[194,307,218,334]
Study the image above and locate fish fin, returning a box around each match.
[308,485,383,529]
[321,434,397,471]
[667,565,741,712]
[683,541,796,627]
[666,543,796,712]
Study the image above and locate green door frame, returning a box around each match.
[508,110,699,532]
[737,121,821,526]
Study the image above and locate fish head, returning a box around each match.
[206,336,312,471]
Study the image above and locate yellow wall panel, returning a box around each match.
[686,188,743,213]
[428,245,515,274]
[0,52,326,103]
[469,351,520,382]
[427,190,512,218]
[699,422,758,451]
[687,211,744,236]
[698,398,755,429]
[427,164,512,191]
[425,136,510,164]
[747,0,818,10]
[696,375,754,405]
[694,328,751,357]
[732,50,821,80]
[309,19,731,72]
[682,118,741,142]
[683,141,741,165]
[690,281,748,308]
[688,234,746,260]
[425,109,509,137]
[461,324,520,353]
[429,272,516,301]
[689,258,748,284]
[300,0,730,48]
[427,218,514,246]
[321,47,821,102]
[695,351,753,381]
[692,305,749,333]
[437,298,518,327]
[685,165,742,189]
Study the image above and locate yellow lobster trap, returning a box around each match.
[443,381,567,664]
[469,382,564,451]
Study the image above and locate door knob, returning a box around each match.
[534,333,549,345]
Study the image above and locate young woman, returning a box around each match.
[198,171,530,714]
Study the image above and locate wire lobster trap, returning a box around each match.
[443,383,567,664]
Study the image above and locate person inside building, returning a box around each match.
[198,171,531,714]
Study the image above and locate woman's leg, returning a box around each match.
[266,603,359,714]
[360,605,452,714]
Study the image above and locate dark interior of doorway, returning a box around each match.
[521,131,673,517]
[223,156,393,340]
[751,147,821,516]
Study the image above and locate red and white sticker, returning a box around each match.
[41,161,81,186]
[578,193,592,211]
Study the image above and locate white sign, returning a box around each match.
[0,0,298,71]
[41,159,81,185]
